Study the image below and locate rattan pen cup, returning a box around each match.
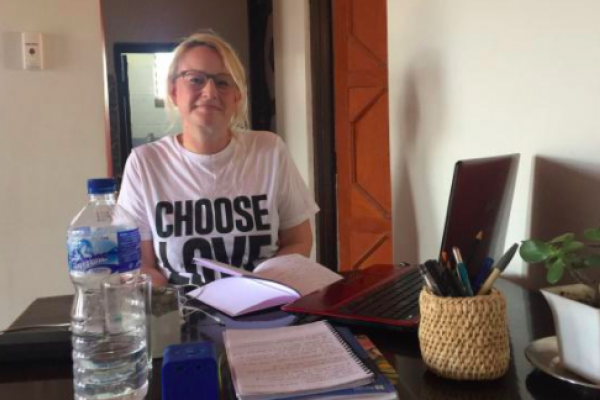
[418,288,510,381]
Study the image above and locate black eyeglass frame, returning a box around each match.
[172,69,237,91]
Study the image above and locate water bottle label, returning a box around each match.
[68,228,141,274]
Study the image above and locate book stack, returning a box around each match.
[223,321,398,400]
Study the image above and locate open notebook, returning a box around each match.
[188,254,342,317]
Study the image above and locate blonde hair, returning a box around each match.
[167,30,250,131]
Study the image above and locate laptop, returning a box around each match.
[283,154,520,330]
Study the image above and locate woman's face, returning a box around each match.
[171,46,240,136]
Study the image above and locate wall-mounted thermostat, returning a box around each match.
[22,32,44,70]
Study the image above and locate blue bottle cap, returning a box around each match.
[87,178,117,194]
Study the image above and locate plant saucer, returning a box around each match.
[525,336,600,390]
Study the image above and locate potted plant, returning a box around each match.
[520,227,600,384]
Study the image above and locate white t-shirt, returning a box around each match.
[118,130,319,285]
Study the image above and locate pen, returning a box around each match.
[418,263,442,296]
[442,266,467,297]
[452,247,474,296]
[425,260,450,296]
[452,246,464,265]
[429,260,458,297]
[477,243,519,295]
[472,257,494,294]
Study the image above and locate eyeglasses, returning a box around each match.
[173,70,237,94]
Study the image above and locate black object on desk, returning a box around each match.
[439,154,520,278]
[2,279,600,400]
[0,295,72,362]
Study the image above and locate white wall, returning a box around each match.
[0,0,107,328]
[388,0,600,287]
[273,0,314,188]
[273,0,317,257]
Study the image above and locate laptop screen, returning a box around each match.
[439,154,520,277]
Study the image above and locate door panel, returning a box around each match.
[334,0,391,271]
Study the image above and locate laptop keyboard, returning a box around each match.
[338,268,424,320]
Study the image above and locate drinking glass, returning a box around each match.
[150,285,183,357]
[102,275,150,398]
[138,274,153,367]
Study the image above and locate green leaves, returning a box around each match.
[520,229,599,285]
[520,240,552,263]
[547,258,565,284]
[550,233,574,243]
[584,227,600,241]
[562,240,585,253]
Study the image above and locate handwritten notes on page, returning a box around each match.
[223,321,374,400]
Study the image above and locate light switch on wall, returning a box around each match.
[22,32,44,70]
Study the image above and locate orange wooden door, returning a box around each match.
[333,0,392,271]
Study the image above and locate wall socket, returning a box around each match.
[22,32,44,70]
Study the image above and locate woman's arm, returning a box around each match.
[276,220,313,258]
[140,240,168,287]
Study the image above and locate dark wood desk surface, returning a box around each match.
[1,279,600,400]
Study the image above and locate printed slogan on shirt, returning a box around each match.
[154,194,272,283]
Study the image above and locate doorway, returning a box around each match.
[113,43,179,176]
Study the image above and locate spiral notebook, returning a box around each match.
[223,321,375,400]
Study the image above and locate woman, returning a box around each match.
[118,32,319,286]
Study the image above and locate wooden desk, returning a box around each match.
[1,279,599,399]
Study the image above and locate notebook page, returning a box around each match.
[194,257,261,278]
[224,321,373,398]
[188,277,299,317]
[253,254,342,296]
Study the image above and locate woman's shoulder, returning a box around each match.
[130,135,178,160]
[236,129,284,151]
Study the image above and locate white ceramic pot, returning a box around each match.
[541,284,600,384]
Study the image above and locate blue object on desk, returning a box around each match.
[456,262,474,296]
[472,257,494,293]
[162,341,219,400]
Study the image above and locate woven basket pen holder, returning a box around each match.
[418,288,510,381]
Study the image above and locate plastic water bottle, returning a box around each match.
[67,178,147,400]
